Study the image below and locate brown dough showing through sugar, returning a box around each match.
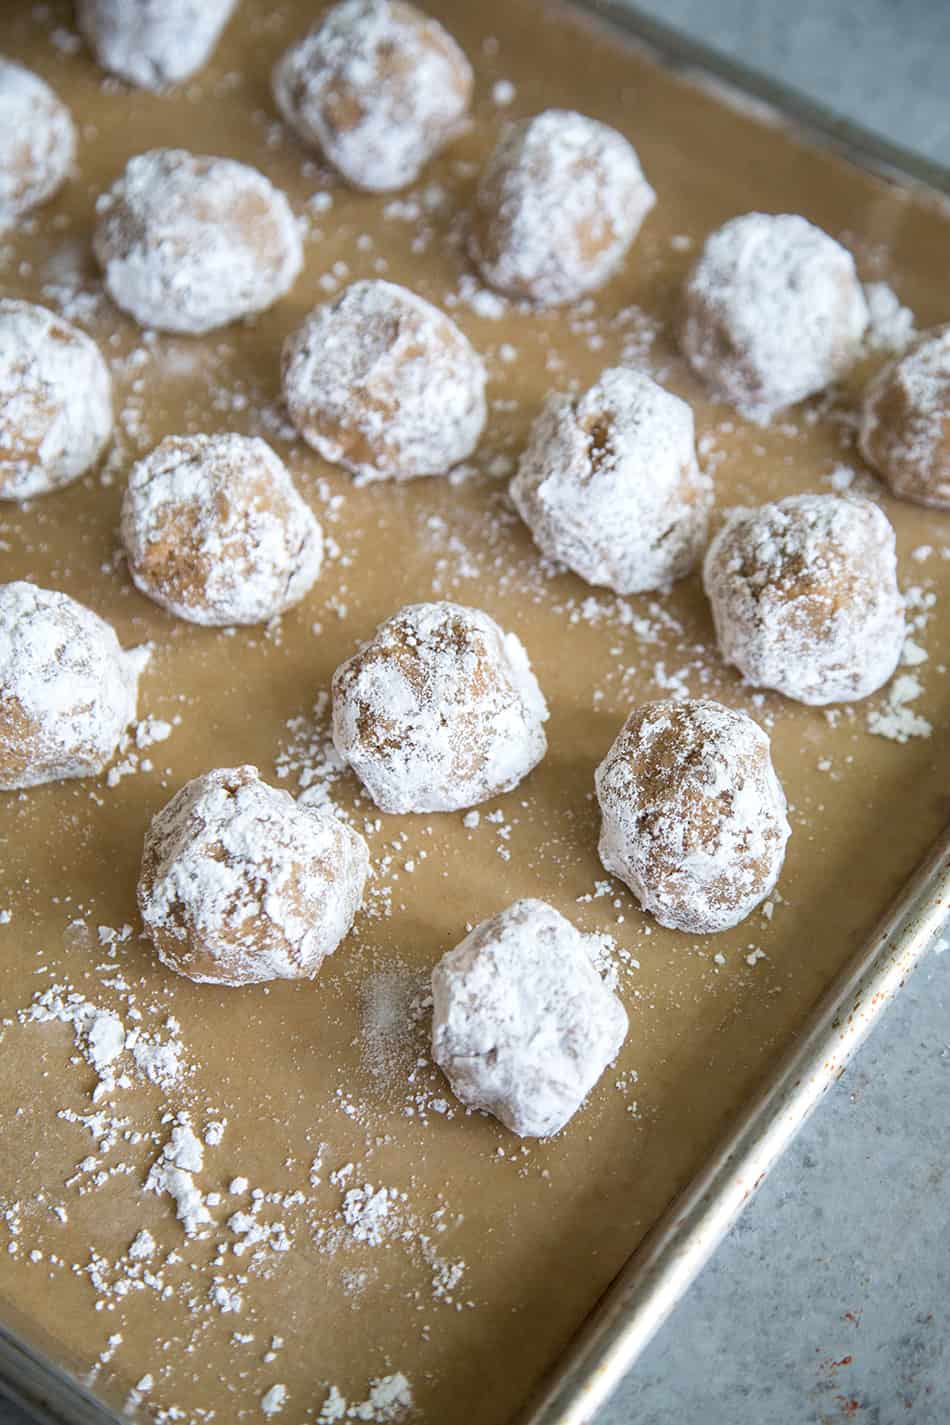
[860,324,950,510]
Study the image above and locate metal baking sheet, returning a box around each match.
[0,3,948,1425]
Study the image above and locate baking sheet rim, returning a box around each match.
[0,5,948,1424]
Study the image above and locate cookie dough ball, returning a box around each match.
[77,0,237,91]
[273,0,472,193]
[470,109,655,307]
[596,700,789,934]
[0,300,113,501]
[681,213,868,421]
[511,367,711,594]
[121,433,322,626]
[431,898,628,1138]
[93,149,302,334]
[859,325,950,509]
[0,582,146,791]
[282,280,486,482]
[703,494,905,705]
[138,765,369,987]
[331,601,548,814]
[0,58,75,230]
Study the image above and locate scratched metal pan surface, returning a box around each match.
[0,3,948,1425]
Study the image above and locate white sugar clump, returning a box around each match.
[138,765,369,986]
[431,898,628,1137]
[681,213,868,421]
[703,493,905,705]
[93,149,302,334]
[121,433,323,626]
[863,282,915,355]
[273,0,472,193]
[511,366,711,594]
[146,1121,212,1236]
[76,0,237,90]
[470,109,655,307]
[860,324,950,510]
[596,699,790,934]
[0,58,74,229]
[0,582,147,791]
[331,601,548,814]
[282,280,486,482]
[0,299,112,501]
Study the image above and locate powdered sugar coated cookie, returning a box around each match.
[431,898,628,1137]
[0,299,112,501]
[331,601,548,814]
[470,109,655,306]
[0,58,74,229]
[273,0,472,193]
[860,324,950,510]
[77,0,238,90]
[138,765,369,987]
[94,149,302,334]
[121,433,322,626]
[681,212,868,421]
[703,493,905,705]
[0,581,146,790]
[282,280,485,482]
[596,699,790,934]
[511,366,711,593]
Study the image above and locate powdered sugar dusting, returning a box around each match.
[863,281,915,354]
[317,1373,413,1422]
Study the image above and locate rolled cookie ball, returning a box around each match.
[121,433,323,626]
[0,58,75,230]
[470,109,655,307]
[703,493,905,705]
[859,325,950,510]
[331,601,548,814]
[431,898,628,1138]
[282,280,486,482]
[138,764,369,987]
[595,699,790,935]
[0,581,146,791]
[273,0,472,193]
[0,300,113,501]
[681,213,869,421]
[511,366,711,594]
[93,149,302,334]
[76,0,238,91]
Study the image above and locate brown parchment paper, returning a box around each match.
[0,2,948,1423]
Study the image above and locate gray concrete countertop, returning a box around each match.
[623,0,950,168]
[602,945,950,1425]
[1,6,947,1425]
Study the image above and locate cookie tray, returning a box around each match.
[0,3,948,1424]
